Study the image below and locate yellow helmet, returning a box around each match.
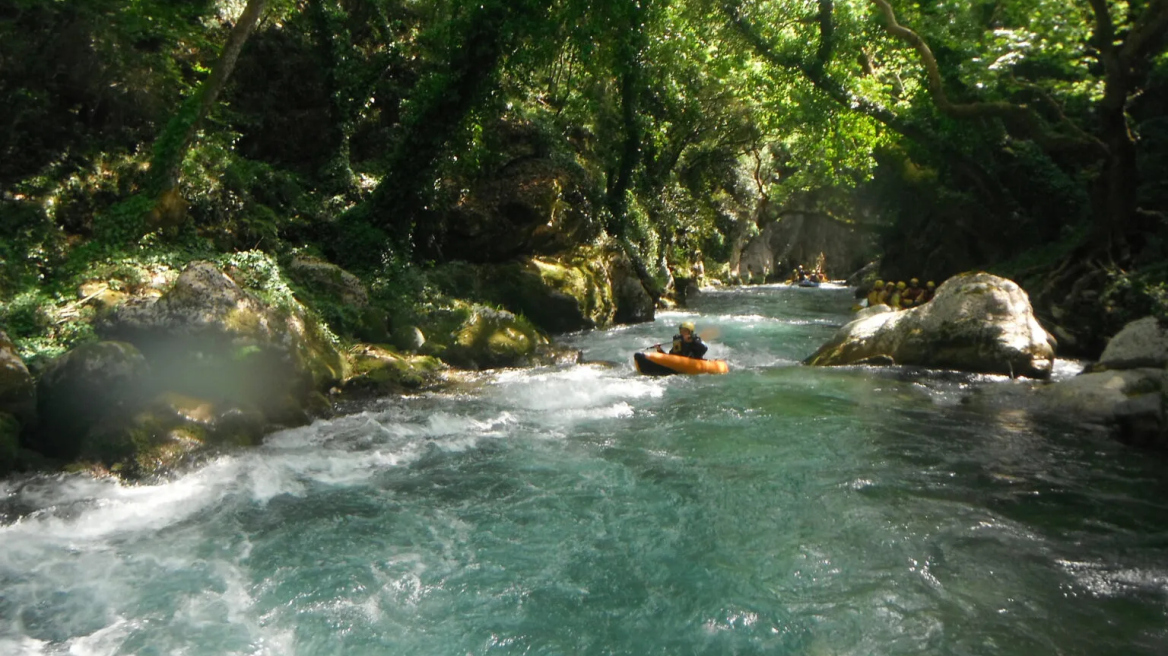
[897,281,906,289]
[910,278,919,285]
[874,280,884,288]
[680,321,696,333]
[885,281,895,288]
[927,281,936,288]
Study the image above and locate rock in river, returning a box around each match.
[805,272,1057,379]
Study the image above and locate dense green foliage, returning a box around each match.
[3,0,1168,357]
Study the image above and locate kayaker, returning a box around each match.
[657,321,708,359]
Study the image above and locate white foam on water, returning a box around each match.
[1051,357,1089,381]
[3,457,241,542]
[488,364,664,413]
[0,636,49,656]
[1057,559,1168,598]
[61,616,139,656]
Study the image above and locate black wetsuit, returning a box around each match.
[669,334,708,359]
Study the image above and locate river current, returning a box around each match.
[2,284,1167,655]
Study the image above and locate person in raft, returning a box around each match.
[657,321,708,359]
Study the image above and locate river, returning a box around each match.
[2,284,1166,655]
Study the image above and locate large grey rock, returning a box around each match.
[0,330,35,425]
[1095,316,1168,371]
[736,212,876,284]
[806,272,1057,379]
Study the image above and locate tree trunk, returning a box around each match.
[155,0,268,195]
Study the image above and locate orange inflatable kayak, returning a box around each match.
[634,352,730,376]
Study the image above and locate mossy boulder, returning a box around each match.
[285,254,388,342]
[287,254,369,308]
[32,341,151,461]
[96,261,346,420]
[93,392,270,478]
[345,344,448,393]
[806,272,1057,378]
[418,301,556,370]
[427,241,654,335]
[0,330,36,425]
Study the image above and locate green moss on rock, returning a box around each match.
[345,344,447,393]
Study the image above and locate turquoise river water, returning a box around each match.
[2,284,1167,655]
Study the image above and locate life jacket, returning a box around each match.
[669,334,708,359]
[867,289,882,306]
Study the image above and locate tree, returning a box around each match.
[151,0,269,202]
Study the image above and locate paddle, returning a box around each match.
[641,326,721,351]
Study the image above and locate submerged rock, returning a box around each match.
[966,315,1168,449]
[806,272,1056,379]
[1035,315,1168,449]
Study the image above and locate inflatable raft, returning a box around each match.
[634,352,730,376]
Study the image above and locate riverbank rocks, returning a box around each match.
[1029,368,1164,447]
[806,272,1057,379]
[1023,316,1168,448]
[284,255,388,342]
[32,341,150,461]
[97,261,346,414]
[420,302,565,370]
[344,345,448,394]
[0,260,350,476]
[0,330,31,474]
[1088,316,1168,372]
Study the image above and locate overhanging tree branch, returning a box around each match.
[870,0,1106,157]
[722,0,1014,219]
[722,0,927,143]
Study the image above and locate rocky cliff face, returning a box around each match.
[735,212,876,281]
